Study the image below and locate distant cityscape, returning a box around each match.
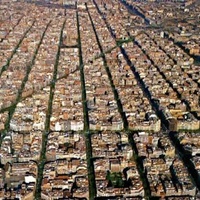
[0,0,200,199]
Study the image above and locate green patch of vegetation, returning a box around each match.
[58,142,74,152]
[106,171,124,188]
[116,36,134,46]
[178,129,200,133]
[64,142,73,148]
